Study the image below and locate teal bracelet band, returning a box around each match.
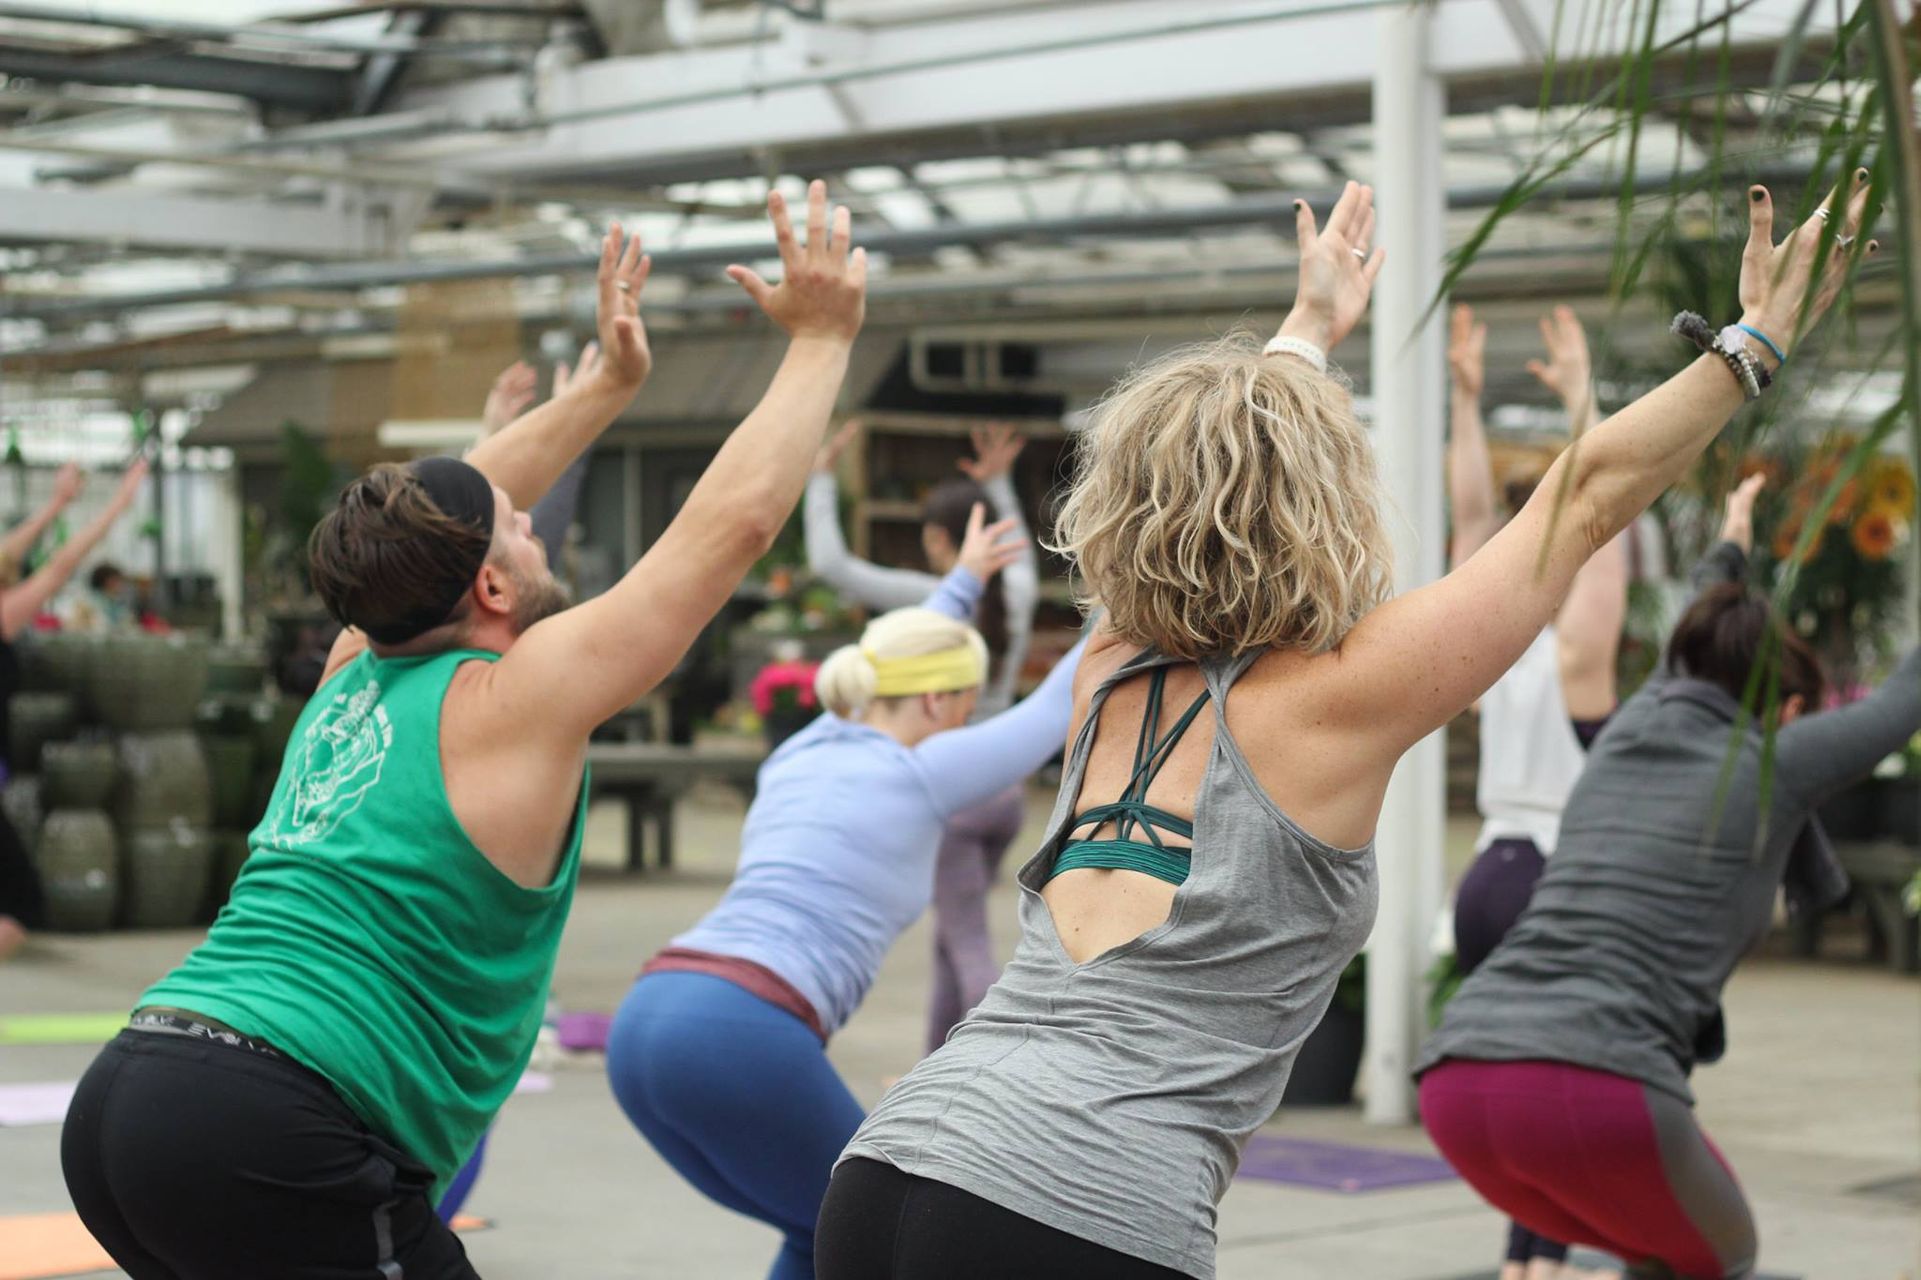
[1737,324,1786,366]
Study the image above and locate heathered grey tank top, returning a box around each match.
[840,649,1379,1279]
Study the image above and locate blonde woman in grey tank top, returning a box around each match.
[820,176,1874,1280]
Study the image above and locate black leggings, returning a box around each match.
[62,1027,478,1280]
[0,808,44,927]
[816,1157,1194,1280]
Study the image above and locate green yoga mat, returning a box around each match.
[0,1014,127,1046]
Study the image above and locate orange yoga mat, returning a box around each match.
[0,1212,490,1279]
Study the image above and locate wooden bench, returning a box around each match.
[585,742,764,872]
[1797,840,1921,974]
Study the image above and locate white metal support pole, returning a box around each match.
[1364,0,1449,1127]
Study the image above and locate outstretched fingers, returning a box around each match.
[805,179,829,262]
[768,188,799,265]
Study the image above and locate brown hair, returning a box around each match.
[307,463,493,642]
[1667,583,1827,710]
[921,477,1009,668]
[1051,331,1392,659]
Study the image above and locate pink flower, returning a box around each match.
[750,660,820,717]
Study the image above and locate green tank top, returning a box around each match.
[141,649,586,1195]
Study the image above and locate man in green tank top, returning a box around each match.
[62,182,871,1280]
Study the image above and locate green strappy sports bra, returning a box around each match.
[1045,667,1210,889]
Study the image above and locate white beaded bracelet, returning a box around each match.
[1263,334,1329,374]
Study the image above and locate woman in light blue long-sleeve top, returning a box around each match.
[606,504,1086,1280]
[805,421,1046,1052]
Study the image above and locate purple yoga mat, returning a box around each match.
[1235,1135,1458,1193]
[554,1012,612,1052]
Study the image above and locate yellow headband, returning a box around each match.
[864,644,985,698]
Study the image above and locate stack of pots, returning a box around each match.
[196,643,271,914]
[37,739,119,931]
[11,630,292,932]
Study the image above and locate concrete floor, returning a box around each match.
[3,786,1917,1279]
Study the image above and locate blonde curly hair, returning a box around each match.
[1050,331,1392,659]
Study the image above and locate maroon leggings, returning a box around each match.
[1420,1059,1757,1280]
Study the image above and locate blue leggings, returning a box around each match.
[607,972,865,1280]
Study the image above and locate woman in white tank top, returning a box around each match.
[1445,302,1629,1279]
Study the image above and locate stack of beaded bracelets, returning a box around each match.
[1671,311,1784,400]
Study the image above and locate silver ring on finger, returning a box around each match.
[1352,248,1368,261]
[615,281,633,293]
[1837,234,1856,246]
[1813,208,1830,222]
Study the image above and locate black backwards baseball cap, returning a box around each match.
[357,456,498,645]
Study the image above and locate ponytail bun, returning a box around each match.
[815,644,878,719]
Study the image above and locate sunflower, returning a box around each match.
[1867,459,1917,518]
[1850,510,1902,561]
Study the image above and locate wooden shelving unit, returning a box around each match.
[835,412,1083,687]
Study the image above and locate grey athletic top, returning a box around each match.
[1419,542,1921,1103]
[841,648,1379,1279]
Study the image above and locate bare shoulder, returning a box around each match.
[438,655,589,889]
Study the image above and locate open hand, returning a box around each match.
[955,502,1028,584]
[815,419,861,473]
[1526,305,1592,408]
[552,342,601,400]
[727,180,868,342]
[1720,472,1766,553]
[51,462,84,505]
[1738,171,1876,362]
[482,361,537,433]
[957,423,1025,484]
[1281,180,1386,353]
[1447,304,1486,399]
[596,223,653,388]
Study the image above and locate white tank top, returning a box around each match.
[1476,626,1588,855]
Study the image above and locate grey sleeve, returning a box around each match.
[803,472,941,610]
[1689,539,1748,594]
[982,473,1040,709]
[1777,645,1921,804]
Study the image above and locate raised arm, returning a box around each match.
[0,463,83,575]
[493,181,869,733]
[920,502,1026,622]
[1,460,147,640]
[1334,176,1875,751]
[916,635,1088,816]
[480,361,537,435]
[960,425,1040,706]
[1555,532,1629,720]
[1446,305,1501,567]
[804,422,940,609]
[463,226,652,510]
[1780,645,1921,803]
[1528,305,1600,438]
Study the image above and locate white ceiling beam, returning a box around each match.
[393,0,1831,185]
[0,185,410,258]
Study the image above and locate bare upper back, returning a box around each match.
[1044,632,1389,963]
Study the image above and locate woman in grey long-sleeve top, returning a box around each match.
[1418,475,1920,1280]
[804,421,1042,1052]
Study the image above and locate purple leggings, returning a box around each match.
[925,784,1026,1054]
